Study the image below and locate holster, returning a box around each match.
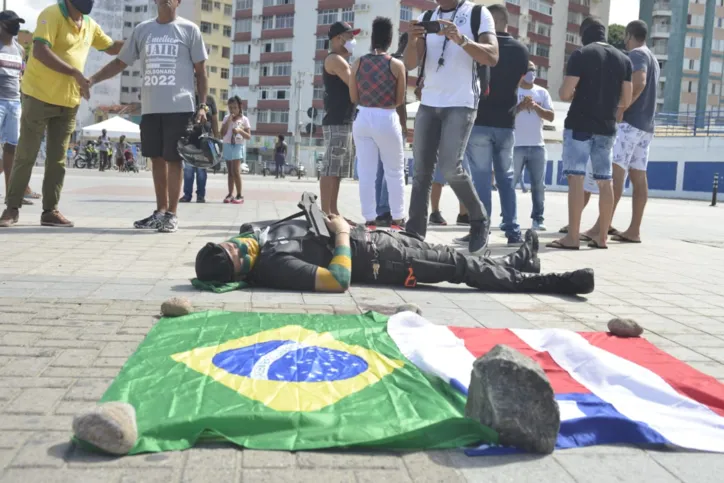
[407,259,459,286]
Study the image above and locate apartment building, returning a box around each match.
[478,0,611,100]
[230,0,439,147]
[640,0,724,114]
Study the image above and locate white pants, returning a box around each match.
[353,107,405,221]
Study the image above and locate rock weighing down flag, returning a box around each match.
[98,311,496,454]
[99,311,724,455]
[388,313,724,454]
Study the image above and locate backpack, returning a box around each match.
[417,4,490,100]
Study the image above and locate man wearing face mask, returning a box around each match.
[513,61,554,232]
[0,0,123,228]
[0,11,24,199]
[320,21,359,218]
[548,17,632,251]
[404,0,499,255]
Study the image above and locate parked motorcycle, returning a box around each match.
[74,141,100,169]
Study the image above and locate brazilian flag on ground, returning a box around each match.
[98,311,497,454]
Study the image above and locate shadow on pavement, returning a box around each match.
[0,227,156,235]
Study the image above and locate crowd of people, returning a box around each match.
[1,0,659,257]
[318,0,659,254]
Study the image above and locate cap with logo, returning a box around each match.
[328,21,361,40]
[0,11,25,24]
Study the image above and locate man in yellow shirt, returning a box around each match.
[0,0,122,228]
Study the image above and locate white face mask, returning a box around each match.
[344,39,356,54]
[523,71,536,84]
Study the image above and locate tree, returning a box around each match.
[608,24,626,51]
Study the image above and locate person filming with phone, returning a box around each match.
[403,0,499,256]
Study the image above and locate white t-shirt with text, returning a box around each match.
[418,2,494,109]
[514,84,553,147]
[222,114,250,145]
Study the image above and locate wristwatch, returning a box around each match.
[459,35,470,48]
[199,104,209,113]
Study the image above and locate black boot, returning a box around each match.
[518,268,595,295]
[497,229,540,273]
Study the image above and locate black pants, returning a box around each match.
[99,151,110,171]
[352,231,523,292]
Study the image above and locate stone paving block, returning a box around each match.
[63,379,112,401]
[554,453,680,483]
[354,470,414,483]
[0,469,121,483]
[242,450,295,468]
[92,357,130,369]
[0,313,33,324]
[402,451,466,483]
[448,452,575,483]
[648,451,724,483]
[466,309,536,329]
[0,357,54,377]
[0,431,31,450]
[51,349,100,368]
[8,431,72,468]
[242,469,355,483]
[0,377,74,389]
[0,332,39,346]
[0,415,73,431]
[119,468,180,483]
[53,400,96,416]
[182,445,240,482]
[98,342,141,358]
[121,316,157,329]
[296,451,402,469]
[4,388,67,415]
[662,346,713,362]
[695,347,724,364]
[42,367,120,379]
[35,339,107,350]
[68,446,184,468]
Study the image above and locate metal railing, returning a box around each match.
[654,111,724,137]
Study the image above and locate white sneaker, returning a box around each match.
[532,220,547,231]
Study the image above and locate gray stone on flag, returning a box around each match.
[607,318,644,337]
[464,344,560,454]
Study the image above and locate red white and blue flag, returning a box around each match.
[388,313,724,454]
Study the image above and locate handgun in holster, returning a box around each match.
[298,192,330,239]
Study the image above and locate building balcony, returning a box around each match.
[232,77,250,87]
[235,32,252,42]
[260,52,293,63]
[567,1,590,15]
[258,76,292,86]
[261,28,294,40]
[233,54,250,65]
[651,25,671,38]
[254,123,290,135]
[400,0,437,9]
[257,99,290,110]
[652,1,672,16]
[262,4,295,15]
[530,10,553,24]
[315,50,328,61]
[235,9,252,19]
[529,55,550,68]
[319,0,354,8]
[528,32,551,45]
[506,2,521,15]
[312,99,324,110]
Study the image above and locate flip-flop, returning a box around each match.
[546,240,580,250]
[611,234,642,244]
[558,226,569,234]
[608,228,620,236]
[579,234,593,242]
[588,240,609,249]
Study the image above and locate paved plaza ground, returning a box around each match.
[1,168,724,482]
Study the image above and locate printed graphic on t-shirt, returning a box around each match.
[0,52,22,77]
[144,35,179,88]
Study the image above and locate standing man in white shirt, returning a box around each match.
[404,0,499,254]
[514,61,554,231]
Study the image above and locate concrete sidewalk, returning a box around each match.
[1,169,724,482]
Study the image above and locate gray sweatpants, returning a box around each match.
[406,105,488,239]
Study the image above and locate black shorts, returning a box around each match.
[140,112,193,162]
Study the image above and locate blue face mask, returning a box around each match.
[71,0,95,15]
[524,71,536,84]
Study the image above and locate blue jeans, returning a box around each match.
[514,146,546,223]
[464,126,521,238]
[183,164,207,199]
[375,158,390,217]
[562,129,615,179]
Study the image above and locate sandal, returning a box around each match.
[24,191,41,199]
[588,240,608,249]
[611,234,641,244]
[546,240,580,250]
[223,194,233,204]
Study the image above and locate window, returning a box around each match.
[318,9,338,25]
[685,81,697,93]
[132,71,140,77]
[274,39,292,52]
[210,66,218,73]
[273,62,291,76]
[211,45,220,53]
[529,0,553,16]
[315,59,324,76]
[236,18,252,32]
[313,86,324,100]
[210,88,217,95]
[536,23,551,37]
[260,86,290,99]
[400,6,412,22]
[124,21,132,27]
[224,4,233,16]
[263,16,274,29]
[687,36,703,48]
[257,110,269,123]
[276,14,294,29]
[567,11,582,24]
[236,0,252,9]
[122,71,129,76]
[565,32,580,44]
[269,110,289,123]
[202,1,213,12]
[221,89,229,101]
[213,23,220,31]
[201,22,212,34]
[131,87,139,93]
[222,47,231,58]
[233,64,250,77]
[125,6,132,12]
[316,36,330,50]
[341,7,354,23]
[534,43,549,58]
[221,68,230,79]
[264,0,295,5]
[215,1,222,9]
[536,65,548,80]
[121,87,129,93]
[234,41,251,55]
[224,26,232,37]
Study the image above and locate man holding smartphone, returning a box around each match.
[404,0,499,255]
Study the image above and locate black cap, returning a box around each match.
[328,21,360,40]
[0,11,25,24]
[195,243,235,283]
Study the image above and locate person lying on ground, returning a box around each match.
[194,207,595,296]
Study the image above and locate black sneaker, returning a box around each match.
[134,211,164,230]
[456,214,470,226]
[468,220,490,255]
[453,233,470,245]
[507,232,524,246]
[158,212,178,233]
[429,211,447,226]
[179,197,191,203]
[375,212,392,227]
[197,197,206,203]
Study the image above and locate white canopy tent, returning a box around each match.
[81,116,141,142]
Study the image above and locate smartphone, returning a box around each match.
[418,21,441,34]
